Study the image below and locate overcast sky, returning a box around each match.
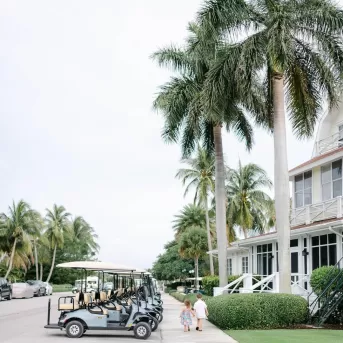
[1,0,338,269]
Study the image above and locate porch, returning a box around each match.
[291,196,343,227]
[213,225,343,299]
[316,131,343,155]
[213,272,311,298]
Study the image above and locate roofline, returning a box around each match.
[209,219,343,254]
[289,146,343,176]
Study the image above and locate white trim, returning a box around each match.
[289,150,343,177]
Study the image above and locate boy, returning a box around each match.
[194,293,208,331]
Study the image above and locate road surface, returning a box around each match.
[0,292,237,343]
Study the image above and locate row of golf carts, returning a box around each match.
[44,261,163,340]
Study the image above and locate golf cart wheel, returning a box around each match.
[134,322,151,340]
[157,313,163,323]
[65,320,84,338]
[149,317,159,332]
[7,292,12,301]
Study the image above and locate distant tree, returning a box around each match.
[179,227,208,290]
[0,200,42,278]
[45,205,71,282]
[176,144,215,275]
[226,162,273,238]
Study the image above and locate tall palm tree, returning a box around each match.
[226,162,273,238]
[172,204,208,238]
[179,226,208,290]
[45,205,71,282]
[176,144,215,274]
[198,0,343,293]
[152,22,265,287]
[0,200,41,278]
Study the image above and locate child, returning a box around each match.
[194,293,208,332]
[180,299,195,332]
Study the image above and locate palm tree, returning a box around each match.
[70,216,99,254]
[45,205,71,282]
[172,204,207,238]
[197,0,343,293]
[179,226,208,290]
[0,200,42,278]
[37,237,50,281]
[152,22,265,287]
[176,144,215,275]
[226,162,273,238]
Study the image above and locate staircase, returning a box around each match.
[309,257,343,326]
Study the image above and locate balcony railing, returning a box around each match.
[316,131,343,155]
[291,196,343,227]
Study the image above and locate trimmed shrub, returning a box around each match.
[310,266,341,295]
[207,293,308,329]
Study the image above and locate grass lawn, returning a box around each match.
[227,329,343,343]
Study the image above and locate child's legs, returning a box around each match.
[183,325,187,332]
[198,318,203,330]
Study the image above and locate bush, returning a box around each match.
[52,284,73,292]
[202,275,243,296]
[207,293,308,329]
[310,266,341,295]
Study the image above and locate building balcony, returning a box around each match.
[316,131,343,155]
[291,196,343,227]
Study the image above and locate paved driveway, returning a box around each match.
[0,292,237,343]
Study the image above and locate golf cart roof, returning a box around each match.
[56,261,137,272]
[104,269,149,275]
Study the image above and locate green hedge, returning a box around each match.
[52,284,73,292]
[207,293,308,329]
[310,266,341,295]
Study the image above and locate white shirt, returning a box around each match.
[194,299,207,318]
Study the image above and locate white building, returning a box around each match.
[213,101,343,297]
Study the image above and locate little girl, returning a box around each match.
[180,299,195,332]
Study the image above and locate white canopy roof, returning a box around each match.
[104,269,148,275]
[56,261,137,272]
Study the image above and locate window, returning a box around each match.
[295,171,312,208]
[312,233,337,270]
[257,243,273,276]
[321,160,342,201]
[242,256,248,274]
[228,258,232,275]
[290,239,298,247]
[339,124,343,145]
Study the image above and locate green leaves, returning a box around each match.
[226,162,273,237]
[178,226,208,260]
[200,0,343,138]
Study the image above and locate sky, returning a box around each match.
[0,0,338,269]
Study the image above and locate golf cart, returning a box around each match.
[109,271,163,330]
[44,261,154,340]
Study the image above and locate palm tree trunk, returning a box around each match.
[34,240,39,280]
[272,73,291,294]
[5,238,17,279]
[40,263,43,281]
[204,195,214,275]
[46,246,57,283]
[243,228,248,239]
[194,257,199,290]
[213,124,228,287]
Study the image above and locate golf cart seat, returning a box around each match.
[100,291,108,302]
[58,293,80,311]
[59,303,80,310]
